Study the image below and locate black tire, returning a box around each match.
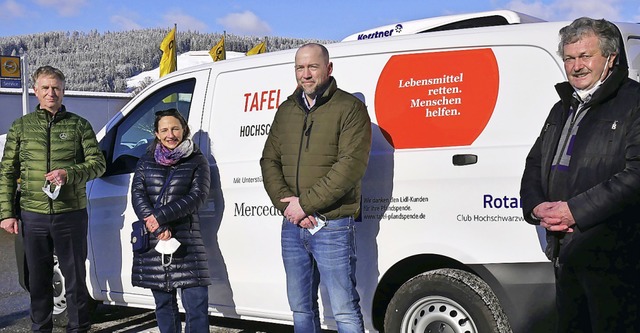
[384,268,512,333]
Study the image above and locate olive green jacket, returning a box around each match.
[261,78,372,219]
[0,105,106,218]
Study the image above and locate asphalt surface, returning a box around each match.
[0,230,298,333]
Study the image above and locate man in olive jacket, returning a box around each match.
[0,66,106,332]
[261,43,371,333]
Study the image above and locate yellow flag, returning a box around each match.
[246,40,266,56]
[159,26,177,77]
[209,36,226,62]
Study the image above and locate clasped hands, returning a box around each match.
[144,215,171,240]
[281,196,317,229]
[533,201,575,232]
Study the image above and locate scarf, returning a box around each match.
[154,139,194,166]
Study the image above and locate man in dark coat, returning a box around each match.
[520,17,640,332]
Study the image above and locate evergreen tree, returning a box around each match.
[0,30,332,92]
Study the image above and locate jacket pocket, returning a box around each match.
[581,119,623,157]
[539,121,559,164]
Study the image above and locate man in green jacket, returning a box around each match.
[0,66,106,332]
[261,43,372,333]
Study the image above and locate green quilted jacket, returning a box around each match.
[260,78,372,219]
[0,105,106,218]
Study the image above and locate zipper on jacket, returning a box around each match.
[161,167,176,206]
[295,112,309,196]
[161,167,176,279]
[304,120,314,151]
[46,114,56,213]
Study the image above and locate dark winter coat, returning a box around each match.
[260,77,372,219]
[131,145,211,291]
[0,105,105,218]
[520,62,640,268]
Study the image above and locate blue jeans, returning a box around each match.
[281,217,364,333]
[152,286,209,333]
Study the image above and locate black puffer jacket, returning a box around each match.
[130,144,211,291]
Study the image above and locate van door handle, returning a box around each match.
[452,154,477,166]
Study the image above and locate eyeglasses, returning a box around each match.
[42,180,61,200]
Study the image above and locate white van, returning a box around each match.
[15,11,640,333]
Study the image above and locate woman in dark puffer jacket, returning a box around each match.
[131,108,211,333]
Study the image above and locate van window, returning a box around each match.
[421,15,510,33]
[107,79,195,175]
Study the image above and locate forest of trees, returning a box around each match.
[0,29,332,92]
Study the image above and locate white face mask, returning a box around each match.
[575,55,611,101]
[42,180,61,200]
[155,238,181,267]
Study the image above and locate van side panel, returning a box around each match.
[205,64,295,321]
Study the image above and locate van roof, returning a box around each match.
[341,10,546,42]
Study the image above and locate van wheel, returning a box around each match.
[52,255,68,327]
[384,268,512,333]
[51,255,98,327]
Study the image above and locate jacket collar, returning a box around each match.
[292,77,338,111]
[35,104,67,121]
[555,64,629,111]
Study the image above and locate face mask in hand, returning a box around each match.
[42,180,61,200]
[155,237,181,267]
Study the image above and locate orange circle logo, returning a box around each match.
[374,49,499,149]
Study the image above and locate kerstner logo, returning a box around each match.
[358,24,403,40]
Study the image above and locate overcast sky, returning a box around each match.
[0,0,639,40]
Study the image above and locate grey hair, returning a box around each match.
[557,17,620,58]
[31,66,65,88]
